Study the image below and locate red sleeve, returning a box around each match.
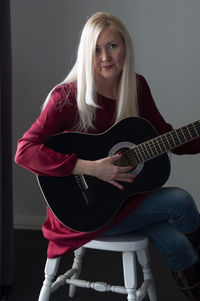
[15,85,78,177]
[137,74,200,155]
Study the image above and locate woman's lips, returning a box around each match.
[102,64,114,69]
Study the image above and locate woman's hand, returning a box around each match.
[72,154,136,190]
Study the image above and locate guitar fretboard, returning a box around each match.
[122,120,200,165]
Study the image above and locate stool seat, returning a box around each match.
[38,233,157,301]
[85,233,149,251]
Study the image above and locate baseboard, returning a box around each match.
[14,214,46,230]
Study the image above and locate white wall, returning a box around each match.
[11,0,200,229]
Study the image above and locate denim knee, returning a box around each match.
[170,188,195,210]
[167,187,199,232]
[142,221,199,271]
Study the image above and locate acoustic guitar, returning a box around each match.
[37,117,200,232]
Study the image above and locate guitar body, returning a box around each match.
[37,117,171,232]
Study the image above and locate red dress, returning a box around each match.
[15,75,200,258]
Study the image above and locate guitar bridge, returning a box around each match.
[75,175,94,205]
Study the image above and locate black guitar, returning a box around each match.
[37,117,200,232]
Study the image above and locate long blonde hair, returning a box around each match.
[43,12,138,131]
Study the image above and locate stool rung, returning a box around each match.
[66,278,128,294]
[51,268,77,292]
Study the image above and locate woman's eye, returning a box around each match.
[109,43,118,49]
[95,43,118,54]
[95,47,101,53]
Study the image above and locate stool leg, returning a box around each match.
[69,247,86,298]
[38,257,60,301]
[136,248,157,301]
[122,251,137,301]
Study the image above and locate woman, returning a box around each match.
[15,12,200,298]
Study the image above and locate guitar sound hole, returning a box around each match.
[108,141,144,176]
[115,148,135,167]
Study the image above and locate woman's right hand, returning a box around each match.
[72,154,136,190]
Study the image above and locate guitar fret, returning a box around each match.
[145,141,154,158]
[142,143,152,160]
[180,128,187,140]
[135,147,144,162]
[143,143,151,159]
[144,142,153,160]
[123,119,200,166]
[187,124,198,138]
[137,145,147,161]
[172,131,181,145]
[143,146,150,160]
[154,139,162,154]
[176,129,186,144]
[194,121,200,135]
[165,133,176,148]
[156,137,166,152]
[149,140,159,156]
[169,132,176,147]
[161,134,171,150]
[183,125,192,140]
[132,149,141,164]
[161,136,169,150]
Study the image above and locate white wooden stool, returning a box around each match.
[38,233,157,301]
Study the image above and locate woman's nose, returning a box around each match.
[101,48,111,61]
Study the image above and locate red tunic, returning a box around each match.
[15,75,200,258]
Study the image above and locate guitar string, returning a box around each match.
[122,121,200,164]
[87,122,200,171]
[137,125,199,163]
[81,121,200,187]
[130,130,199,164]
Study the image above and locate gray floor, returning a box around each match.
[13,229,188,301]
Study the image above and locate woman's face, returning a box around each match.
[93,27,125,84]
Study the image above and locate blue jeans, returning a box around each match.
[104,187,200,271]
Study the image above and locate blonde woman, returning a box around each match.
[15,12,200,299]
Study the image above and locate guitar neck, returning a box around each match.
[122,120,200,165]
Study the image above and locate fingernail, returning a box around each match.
[117,151,122,155]
[120,187,125,191]
[130,179,135,183]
